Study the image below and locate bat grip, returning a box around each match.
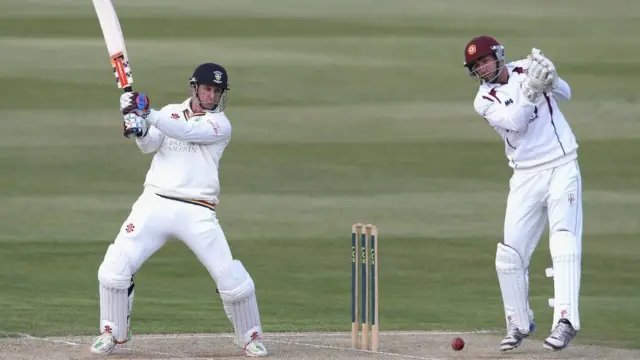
[122,85,134,138]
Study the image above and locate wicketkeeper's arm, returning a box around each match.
[474,89,537,133]
[551,77,571,102]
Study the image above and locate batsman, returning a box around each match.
[90,63,268,357]
[463,36,582,352]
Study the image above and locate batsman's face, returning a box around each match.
[472,55,499,81]
[194,84,223,109]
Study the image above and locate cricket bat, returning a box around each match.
[92,0,134,92]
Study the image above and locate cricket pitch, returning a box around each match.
[1,331,637,359]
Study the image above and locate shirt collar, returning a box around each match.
[181,98,206,120]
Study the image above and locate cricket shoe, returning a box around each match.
[90,327,131,355]
[500,321,536,351]
[244,331,268,357]
[543,318,577,351]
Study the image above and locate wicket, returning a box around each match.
[351,223,380,352]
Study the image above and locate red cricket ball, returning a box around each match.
[451,337,465,351]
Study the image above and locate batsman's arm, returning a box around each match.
[551,76,571,102]
[135,125,165,154]
[474,89,537,132]
[145,110,229,144]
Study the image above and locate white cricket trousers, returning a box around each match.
[503,159,583,268]
[99,189,264,347]
[115,189,233,281]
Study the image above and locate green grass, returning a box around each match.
[0,0,639,350]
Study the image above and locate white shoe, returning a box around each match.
[90,327,131,355]
[500,321,536,351]
[244,332,268,357]
[543,318,577,351]
[90,332,116,355]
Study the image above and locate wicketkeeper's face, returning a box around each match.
[193,84,224,110]
[472,55,499,81]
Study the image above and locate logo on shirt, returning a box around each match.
[164,139,197,153]
[125,223,135,233]
[505,98,513,106]
[528,106,539,123]
[171,113,180,120]
[207,120,220,135]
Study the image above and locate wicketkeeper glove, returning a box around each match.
[530,48,559,92]
[521,60,550,103]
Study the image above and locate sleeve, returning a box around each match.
[135,125,165,154]
[551,76,571,101]
[473,87,538,133]
[145,109,229,144]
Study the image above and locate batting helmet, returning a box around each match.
[463,36,505,77]
[189,63,229,90]
[189,63,229,113]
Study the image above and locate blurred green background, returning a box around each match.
[0,0,638,349]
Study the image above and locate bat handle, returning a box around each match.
[121,85,135,138]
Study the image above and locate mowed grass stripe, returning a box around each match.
[1,35,637,110]
[1,43,638,114]
[0,37,427,72]
[0,138,638,199]
[1,190,638,243]
[1,101,638,146]
[3,15,637,39]
[2,0,638,19]
[5,35,638,65]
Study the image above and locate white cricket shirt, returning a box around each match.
[473,60,578,172]
[135,98,231,204]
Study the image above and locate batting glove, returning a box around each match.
[120,92,150,117]
[123,113,148,139]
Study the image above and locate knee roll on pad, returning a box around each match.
[216,260,255,303]
[496,242,524,272]
[98,243,134,290]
